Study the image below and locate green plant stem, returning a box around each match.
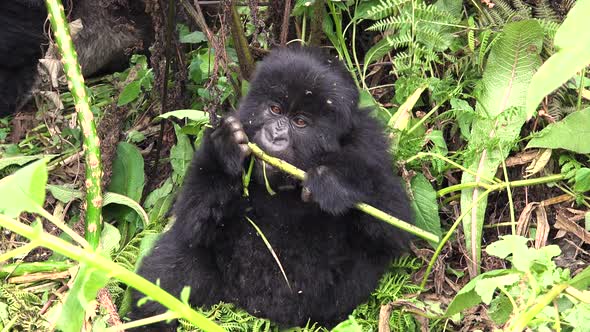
[508,283,569,332]
[420,187,495,289]
[500,147,516,234]
[326,2,358,85]
[247,143,439,243]
[406,152,500,184]
[576,68,586,112]
[45,0,103,249]
[0,243,37,263]
[0,261,73,277]
[105,312,179,332]
[437,174,565,197]
[38,208,89,248]
[0,213,225,332]
[437,182,495,197]
[407,103,442,135]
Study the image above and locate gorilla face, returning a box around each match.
[237,48,360,181]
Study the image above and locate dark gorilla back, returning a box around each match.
[0,0,152,116]
[0,1,47,115]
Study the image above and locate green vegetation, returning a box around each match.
[1,0,590,331]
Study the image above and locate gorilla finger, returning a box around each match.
[301,187,312,202]
[239,144,251,157]
[225,116,242,131]
[233,130,249,144]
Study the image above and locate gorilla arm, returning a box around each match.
[302,110,413,250]
[129,116,249,329]
[171,115,249,246]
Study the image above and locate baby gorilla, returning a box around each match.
[130,47,413,330]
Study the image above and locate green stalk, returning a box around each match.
[0,214,225,332]
[420,187,495,289]
[437,174,565,197]
[508,283,569,332]
[45,0,103,249]
[0,261,73,277]
[247,143,439,243]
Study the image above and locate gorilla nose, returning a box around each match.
[262,129,289,153]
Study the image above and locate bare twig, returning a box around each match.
[98,288,123,331]
[280,0,292,45]
[378,303,392,332]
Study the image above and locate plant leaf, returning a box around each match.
[107,142,145,202]
[525,0,590,119]
[170,124,194,183]
[526,107,590,153]
[47,184,84,203]
[117,80,141,106]
[0,159,48,217]
[446,269,512,316]
[0,154,56,171]
[56,264,109,332]
[159,109,209,122]
[460,20,543,277]
[410,173,442,248]
[103,192,150,227]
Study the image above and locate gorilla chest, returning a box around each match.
[215,190,362,285]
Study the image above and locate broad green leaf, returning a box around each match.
[0,154,55,171]
[570,265,590,290]
[449,98,475,139]
[99,222,121,256]
[460,20,543,276]
[446,269,511,316]
[171,124,194,183]
[475,273,520,304]
[107,142,145,202]
[574,168,590,193]
[103,192,149,227]
[525,0,590,119]
[47,184,84,203]
[486,235,529,259]
[363,37,394,65]
[117,80,142,106]
[159,109,209,122]
[180,30,206,44]
[56,264,109,332]
[104,142,145,236]
[358,90,378,109]
[144,177,174,209]
[0,159,48,217]
[410,174,442,248]
[526,107,590,153]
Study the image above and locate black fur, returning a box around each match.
[0,0,151,116]
[130,47,413,330]
[0,1,46,115]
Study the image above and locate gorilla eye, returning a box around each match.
[270,105,282,115]
[293,117,308,128]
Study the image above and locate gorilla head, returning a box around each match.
[240,48,358,167]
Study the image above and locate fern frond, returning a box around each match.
[385,31,412,48]
[367,15,411,32]
[416,26,452,51]
[365,0,412,20]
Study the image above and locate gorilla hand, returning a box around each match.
[302,165,361,215]
[210,115,251,176]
